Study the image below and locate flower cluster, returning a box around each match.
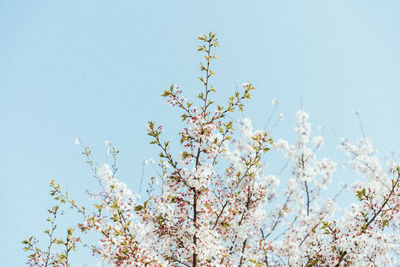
[24,33,400,267]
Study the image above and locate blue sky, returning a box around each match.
[2,1,400,265]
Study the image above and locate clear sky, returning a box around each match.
[2,1,400,265]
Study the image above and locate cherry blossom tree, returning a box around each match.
[23,32,400,266]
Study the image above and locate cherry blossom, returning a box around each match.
[24,32,400,267]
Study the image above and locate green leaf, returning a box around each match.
[134,205,144,212]
[161,90,170,97]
